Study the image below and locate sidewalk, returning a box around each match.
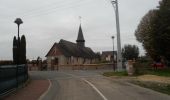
[3,80,50,100]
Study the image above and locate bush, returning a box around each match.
[133,61,151,75]
[133,62,142,75]
[0,61,13,66]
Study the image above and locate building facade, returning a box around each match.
[101,51,117,62]
[45,25,98,69]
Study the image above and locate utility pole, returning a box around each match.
[111,0,123,71]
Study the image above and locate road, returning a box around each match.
[29,69,170,100]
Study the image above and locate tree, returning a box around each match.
[95,52,101,61]
[122,44,139,60]
[13,35,27,64]
[135,10,158,61]
[135,0,170,63]
[20,35,26,64]
[17,37,20,64]
[153,0,170,62]
[13,36,17,64]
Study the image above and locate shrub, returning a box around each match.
[0,61,13,66]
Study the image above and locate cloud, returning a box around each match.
[0,0,160,60]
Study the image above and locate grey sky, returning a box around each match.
[0,0,160,60]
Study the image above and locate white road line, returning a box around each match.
[61,72,108,100]
[82,78,108,100]
[38,79,52,100]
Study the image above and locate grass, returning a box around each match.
[103,68,170,77]
[103,71,128,77]
[146,69,170,77]
[131,80,170,95]
[133,62,170,77]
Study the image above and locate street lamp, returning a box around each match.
[111,0,123,71]
[14,18,23,87]
[111,36,116,71]
[14,18,23,39]
[14,18,23,64]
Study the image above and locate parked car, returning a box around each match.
[152,62,165,69]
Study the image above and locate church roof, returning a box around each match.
[76,25,85,42]
[46,39,97,58]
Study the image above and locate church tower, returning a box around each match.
[76,24,85,47]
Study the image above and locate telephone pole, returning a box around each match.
[111,0,123,71]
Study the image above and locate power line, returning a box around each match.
[16,0,84,17]
[0,0,95,22]
[22,0,94,19]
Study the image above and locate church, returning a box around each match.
[45,25,98,69]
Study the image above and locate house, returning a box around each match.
[45,25,98,69]
[101,51,117,62]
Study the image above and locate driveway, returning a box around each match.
[29,69,170,100]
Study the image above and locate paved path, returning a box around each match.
[4,80,49,100]
[29,70,170,100]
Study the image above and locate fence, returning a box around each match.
[0,64,28,96]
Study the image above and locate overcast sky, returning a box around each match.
[0,0,160,60]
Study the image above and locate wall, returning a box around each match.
[47,55,98,68]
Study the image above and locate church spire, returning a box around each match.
[76,24,85,47]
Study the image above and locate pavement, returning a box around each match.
[3,69,170,100]
[3,80,49,100]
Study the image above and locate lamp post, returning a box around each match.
[14,18,23,64]
[14,18,23,39]
[112,36,116,71]
[111,0,123,71]
[14,18,23,87]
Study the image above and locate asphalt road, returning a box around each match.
[29,69,170,100]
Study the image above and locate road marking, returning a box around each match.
[38,79,52,100]
[61,72,108,100]
[82,78,108,100]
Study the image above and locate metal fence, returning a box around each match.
[0,64,28,95]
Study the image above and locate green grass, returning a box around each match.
[133,62,170,77]
[103,68,170,77]
[131,81,170,95]
[103,71,128,77]
[146,69,170,77]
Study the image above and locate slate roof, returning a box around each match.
[76,25,85,42]
[46,39,97,59]
[102,51,117,56]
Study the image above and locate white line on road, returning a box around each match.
[61,72,108,100]
[38,79,52,100]
[82,78,108,100]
